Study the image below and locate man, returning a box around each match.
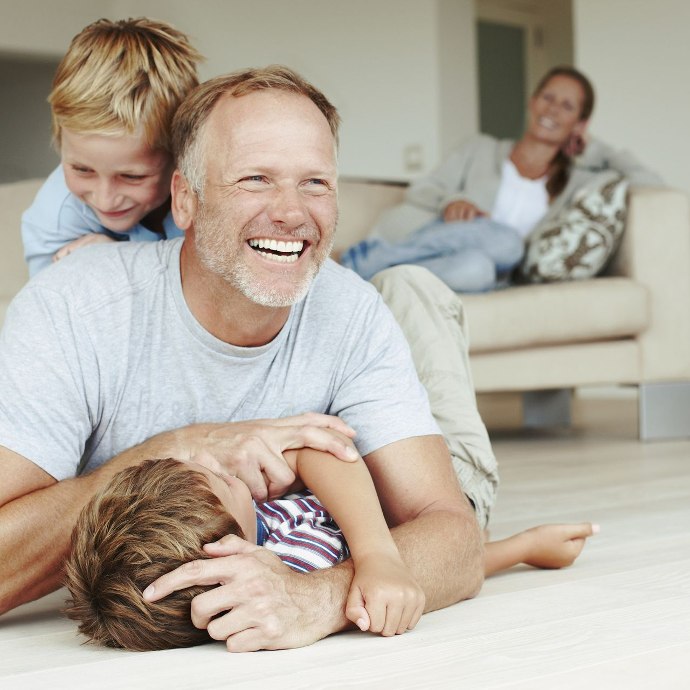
[0,66,485,649]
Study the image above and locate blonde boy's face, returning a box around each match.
[61,128,174,232]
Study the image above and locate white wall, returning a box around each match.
[0,0,479,182]
[573,0,690,194]
[0,0,109,56]
[109,0,480,180]
[539,0,574,72]
[1,0,686,189]
[0,0,690,190]
[476,0,573,102]
[437,0,479,155]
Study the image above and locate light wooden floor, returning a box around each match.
[2,392,689,689]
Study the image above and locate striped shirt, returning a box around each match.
[255,491,349,572]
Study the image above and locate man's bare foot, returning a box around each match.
[522,523,599,569]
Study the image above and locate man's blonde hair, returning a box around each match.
[172,65,341,196]
[49,17,202,153]
[64,458,243,651]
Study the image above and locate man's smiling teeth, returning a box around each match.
[248,238,305,263]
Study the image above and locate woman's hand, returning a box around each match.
[562,131,588,158]
[443,200,487,222]
[345,551,425,636]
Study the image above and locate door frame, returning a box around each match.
[475,0,549,98]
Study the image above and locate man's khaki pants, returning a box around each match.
[371,265,499,529]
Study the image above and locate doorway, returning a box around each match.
[475,0,573,141]
[0,53,59,183]
[477,20,526,140]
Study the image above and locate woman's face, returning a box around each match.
[526,75,586,146]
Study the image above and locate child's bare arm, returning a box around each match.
[290,436,425,636]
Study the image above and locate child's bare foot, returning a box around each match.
[522,523,599,569]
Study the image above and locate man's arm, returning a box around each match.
[367,434,484,611]
[145,433,483,651]
[0,432,191,614]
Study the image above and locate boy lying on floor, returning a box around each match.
[65,445,596,651]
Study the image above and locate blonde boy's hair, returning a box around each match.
[64,458,243,651]
[49,17,202,153]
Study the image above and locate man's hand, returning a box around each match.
[52,233,117,263]
[443,200,487,222]
[143,535,349,652]
[179,413,358,501]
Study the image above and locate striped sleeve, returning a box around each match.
[256,492,349,572]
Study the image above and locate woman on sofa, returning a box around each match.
[339,66,663,292]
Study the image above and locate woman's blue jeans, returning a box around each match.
[340,217,525,293]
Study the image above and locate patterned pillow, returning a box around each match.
[518,173,630,283]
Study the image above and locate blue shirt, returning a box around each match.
[21,165,183,277]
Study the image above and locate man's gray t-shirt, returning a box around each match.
[0,239,439,479]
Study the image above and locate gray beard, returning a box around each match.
[193,202,334,308]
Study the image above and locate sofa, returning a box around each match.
[3,177,689,440]
[335,178,690,441]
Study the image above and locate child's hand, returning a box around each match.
[53,233,117,263]
[345,552,425,636]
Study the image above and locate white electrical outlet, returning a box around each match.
[403,144,423,172]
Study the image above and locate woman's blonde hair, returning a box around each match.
[64,458,243,651]
[49,17,202,153]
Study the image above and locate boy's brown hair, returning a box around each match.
[64,458,243,651]
[49,17,202,153]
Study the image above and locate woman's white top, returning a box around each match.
[491,159,549,238]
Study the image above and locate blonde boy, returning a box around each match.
[22,17,202,275]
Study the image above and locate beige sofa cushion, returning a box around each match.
[471,339,641,391]
[463,277,650,354]
[336,179,406,250]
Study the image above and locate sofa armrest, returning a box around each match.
[0,178,42,328]
[609,187,690,380]
[0,179,41,296]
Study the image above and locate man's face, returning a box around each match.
[190,90,338,308]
